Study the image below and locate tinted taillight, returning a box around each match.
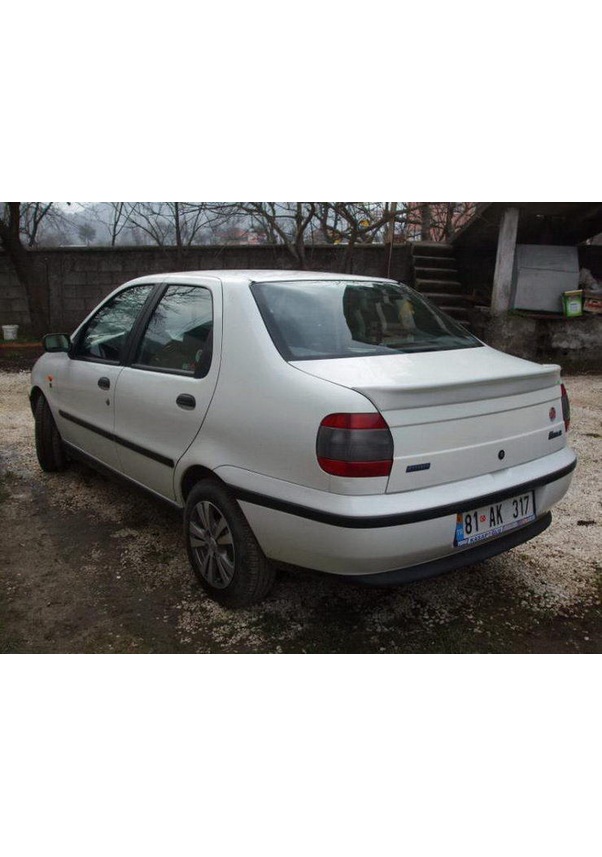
[317,412,393,477]
[561,383,570,432]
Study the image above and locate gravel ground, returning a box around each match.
[0,369,600,653]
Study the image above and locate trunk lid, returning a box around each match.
[292,346,566,493]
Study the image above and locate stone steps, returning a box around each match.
[415,277,463,290]
[411,254,457,269]
[419,292,480,305]
[410,241,475,328]
[414,266,459,279]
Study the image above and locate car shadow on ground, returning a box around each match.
[1,454,600,654]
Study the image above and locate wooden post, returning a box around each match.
[491,207,520,315]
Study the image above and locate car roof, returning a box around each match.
[126,270,398,288]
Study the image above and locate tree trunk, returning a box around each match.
[10,247,49,337]
[420,203,432,241]
[0,203,50,337]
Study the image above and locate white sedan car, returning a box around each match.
[31,270,576,606]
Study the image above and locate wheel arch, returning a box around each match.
[180,464,222,503]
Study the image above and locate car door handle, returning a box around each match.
[98,377,111,390]
[176,394,196,410]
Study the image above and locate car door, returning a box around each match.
[55,283,158,470]
[112,278,221,500]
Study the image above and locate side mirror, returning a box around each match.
[43,333,71,353]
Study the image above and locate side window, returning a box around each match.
[75,285,155,363]
[134,285,213,376]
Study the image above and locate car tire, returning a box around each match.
[34,395,69,472]
[184,479,275,607]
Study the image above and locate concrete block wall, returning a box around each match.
[0,243,412,334]
[3,242,597,364]
[0,264,29,327]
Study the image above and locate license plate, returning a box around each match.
[453,491,536,548]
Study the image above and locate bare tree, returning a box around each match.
[18,202,80,247]
[429,202,476,240]
[312,203,409,270]
[12,201,478,251]
[227,202,448,270]
[122,203,174,246]
[20,202,54,246]
[231,202,409,269]
[122,203,233,251]
[404,203,477,242]
[93,202,131,246]
[229,203,317,268]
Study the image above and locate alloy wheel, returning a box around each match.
[189,501,236,589]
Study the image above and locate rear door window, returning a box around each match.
[132,284,213,376]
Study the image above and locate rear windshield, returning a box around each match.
[251,279,482,360]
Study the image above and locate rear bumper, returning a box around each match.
[224,448,576,576]
[343,512,552,586]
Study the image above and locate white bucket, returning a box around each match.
[2,325,19,341]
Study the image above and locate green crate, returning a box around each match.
[562,290,583,318]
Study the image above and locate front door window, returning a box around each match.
[74,284,155,363]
